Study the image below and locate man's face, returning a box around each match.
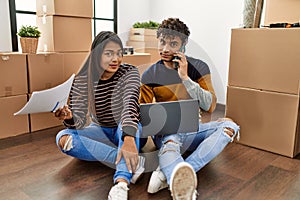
[158,35,183,62]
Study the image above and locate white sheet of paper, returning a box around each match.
[14,74,75,115]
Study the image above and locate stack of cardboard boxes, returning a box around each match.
[126,28,160,64]
[36,0,92,79]
[31,0,92,132]
[0,53,29,138]
[226,28,300,158]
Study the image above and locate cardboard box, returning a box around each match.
[129,35,157,42]
[0,95,29,138]
[129,28,158,42]
[130,28,157,36]
[228,28,300,94]
[29,112,62,132]
[62,52,89,80]
[37,16,92,52]
[0,53,27,97]
[27,53,64,93]
[264,0,300,25]
[123,53,151,67]
[36,0,93,18]
[226,86,300,158]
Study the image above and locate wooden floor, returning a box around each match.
[1,107,300,200]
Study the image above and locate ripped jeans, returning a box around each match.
[56,122,147,184]
[153,119,240,184]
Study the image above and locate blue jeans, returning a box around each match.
[153,119,240,184]
[56,122,147,184]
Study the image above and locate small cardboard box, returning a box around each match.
[226,86,300,158]
[62,52,89,80]
[27,53,64,93]
[29,112,62,132]
[264,0,300,25]
[36,0,93,18]
[0,95,29,138]
[130,28,157,36]
[129,28,158,42]
[37,16,92,52]
[0,53,27,97]
[129,35,158,42]
[228,28,300,94]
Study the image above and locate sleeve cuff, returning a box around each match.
[63,118,76,128]
[121,126,137,141]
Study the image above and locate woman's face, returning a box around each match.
[100,41,123,75]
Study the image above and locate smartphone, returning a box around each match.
[173,46,185,70]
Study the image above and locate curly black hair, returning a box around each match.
[157,18,190,43]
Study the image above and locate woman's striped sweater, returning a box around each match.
[63,64,140,137]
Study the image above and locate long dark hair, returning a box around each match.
[76,31,124,123]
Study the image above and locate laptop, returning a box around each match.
[140,99,199,137]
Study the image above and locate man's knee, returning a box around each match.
[224,127,235,137]
[58,135,73,151]
[218,117,238,138]
[159,140,180,155]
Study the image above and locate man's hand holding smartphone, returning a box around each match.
[173,46,185,70]
[173,46,189,80]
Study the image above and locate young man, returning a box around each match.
[139,18,240,200]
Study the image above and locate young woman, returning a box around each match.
[54,31,147,200]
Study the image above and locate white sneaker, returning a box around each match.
[108,182,129,200]
[170,162,197,200]
[131,156,145,184]
[147,166,168,193]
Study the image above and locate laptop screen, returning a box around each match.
[140,99,199,137]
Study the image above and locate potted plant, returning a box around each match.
[131,20,160,35]
[17,25,41,53]
[132,20,160,29]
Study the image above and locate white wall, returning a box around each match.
[119,0,244,105]
[0,0,12,52]
[118,0,151,45]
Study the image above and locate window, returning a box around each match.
[93,0,117,37]
[9,0,36,51]
[9,0,117,52]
